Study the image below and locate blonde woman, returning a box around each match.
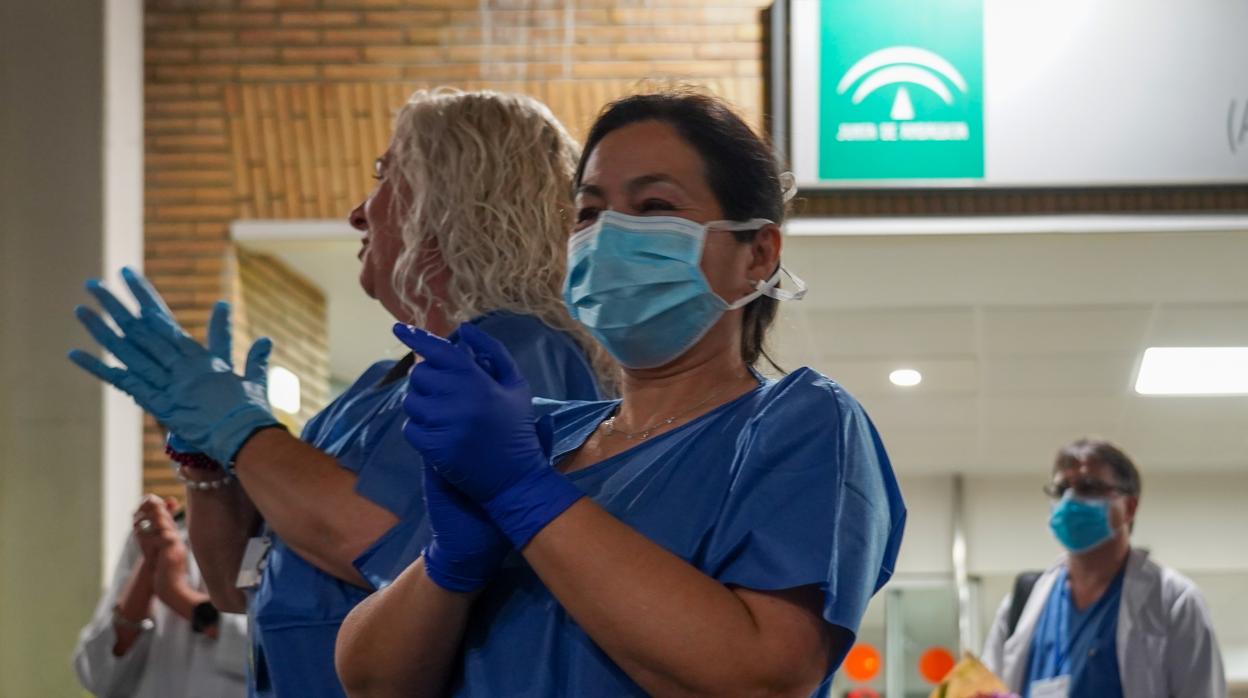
[69,89,611,697]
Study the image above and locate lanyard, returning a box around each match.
[1053,573,1103,673]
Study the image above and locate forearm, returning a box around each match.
[186,483,258,613]
[112,560,156,656]
[156,580,219,639]
[523,499,828,697]
[336,557,476,698]
[233,428,399,588]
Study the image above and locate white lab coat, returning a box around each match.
[982,548,1226,698]
[72,527,248,698]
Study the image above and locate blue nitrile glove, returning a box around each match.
[69,267,281,467]
[394,322,585,549]
[421,465,510,592]
[166,299,234,458]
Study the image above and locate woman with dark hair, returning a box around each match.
[335,90,906,698]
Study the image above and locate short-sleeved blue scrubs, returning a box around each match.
[1024,566,1126,698]
[247,312,601,697]
[448,367,906,697]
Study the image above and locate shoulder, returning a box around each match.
[473,312,600,401]
[747,367,877,446]
[302,359,400,438]
[353,359,402,391]
[1131,552,1215,626]
[757,367,863,414]
[471,312,580,353]
[1154,560,1211,613]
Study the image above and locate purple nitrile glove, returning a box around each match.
[394,322,584,549]
[420,464,510,593]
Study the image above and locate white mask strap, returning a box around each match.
[705,218,776,233]
[724,265,808,310]
[779,171,798,203]
[755,265,807,301]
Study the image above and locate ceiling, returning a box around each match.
[236,218,1248,476]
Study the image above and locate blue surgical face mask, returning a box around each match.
[1049,490,1115,554]
[563,211,806,369]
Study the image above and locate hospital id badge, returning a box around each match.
[1030,675,1070,698]
[236,536,272,589]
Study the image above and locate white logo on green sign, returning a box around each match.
[819,0,984,181]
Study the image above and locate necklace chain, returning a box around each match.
[601,377,744,441]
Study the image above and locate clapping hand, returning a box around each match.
[394,323,584,551]
[69,267,280,466]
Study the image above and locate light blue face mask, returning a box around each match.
[1049,490,1115,554]
[563,211,806,369]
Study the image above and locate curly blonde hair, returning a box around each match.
[387,88,617,392]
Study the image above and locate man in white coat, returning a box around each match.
[982,438,1225,698]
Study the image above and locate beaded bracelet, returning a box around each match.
[164,444,223,471]
[175,465,235,491]
[112,604,155,632]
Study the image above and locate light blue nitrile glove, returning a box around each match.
[69,267,281,467]
[394,322,585,549]
[166,299,234,458]
[421,465,510,592]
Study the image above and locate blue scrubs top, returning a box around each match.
[247,312,601,698]
[449,367,906,697]
[1024,566,1125,698]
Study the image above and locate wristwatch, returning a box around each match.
[191,600,220,634]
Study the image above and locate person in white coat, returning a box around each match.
[981,438,1226,698]
[73,495,248,697]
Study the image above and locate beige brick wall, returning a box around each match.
[141,0,774,496]
[141,0,1248,495]
[234,249,331,429]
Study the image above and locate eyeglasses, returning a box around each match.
[1043,478,1133,500]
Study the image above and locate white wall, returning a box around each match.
[0,1,142,694]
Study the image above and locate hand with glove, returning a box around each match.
[394,322,584,553]
[164,298,238,462]
[69,267,281,467]
[420,466,511,593]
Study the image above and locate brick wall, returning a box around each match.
[142,0,772,495]
[233,249,330,429]
[141,0,1247,495]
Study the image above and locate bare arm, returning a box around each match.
[523,498,841,698]
[231,427,399,588]
[337,499,842,698]
[73,536,156,696]
[185,477,260,613]
[336,557,476,698]
[111,558,156,656]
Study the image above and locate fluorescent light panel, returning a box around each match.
[1135,347,1248,396]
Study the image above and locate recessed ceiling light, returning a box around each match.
[889,368,922,387]
[267,366,302,414]
[1135,347,1248,396]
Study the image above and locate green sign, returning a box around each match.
[819,0,984,181]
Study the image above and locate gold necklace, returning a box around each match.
[600,377,746,441]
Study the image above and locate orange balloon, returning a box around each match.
[843,643,881,683]
[919,646,956,684]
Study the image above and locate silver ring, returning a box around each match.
[137,519,154,534]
